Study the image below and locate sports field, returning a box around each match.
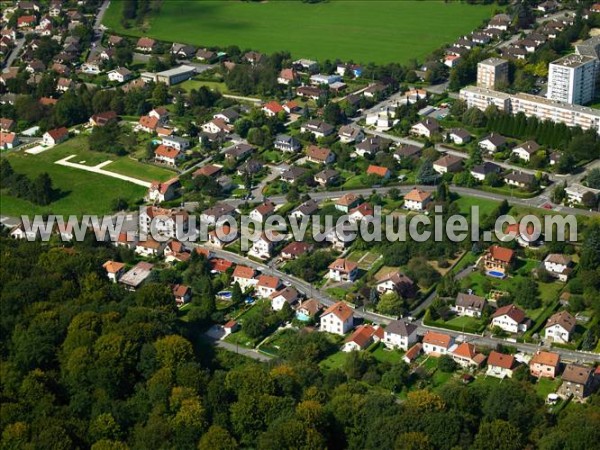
[103,0,498,64]
[0,136,174,216]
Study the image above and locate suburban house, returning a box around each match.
[277,68,298,85]
[280,166,308,184]
[193,164,222,178]
[478,133,507,153]
[544,310,576,343]
[320,301,354,335]
[297,85,325,100]
[213,108,239,124]
[486,351,518,378]
[543,254,573,282]
[483,245,515,276]
[102,261,125,283]
[172,284,192,307]
[512,140,540,162]
[315,169,339,187]
[470,162,502,181]
[451,343,486,368]
[274,134,301,152]
[256,275,282,298]
[327,259,359,282]
[403,343,423,364]
[89,111,118,127]
[447,128,471,145]
[383,320,418,351]
[422,331,454,356]
[202,118,233,135]
[281,241,314,260]
[504,172,536,189]
[200,203,237,226]
[338,125,364,143]
[248,232,279,260]
[306,145,336,164]
[355,136,390,157]
[119,262,154,291]
[42,127,68,146]
[107,67,133,83]
[249,201,276,223]
[453,293,486,317]
[558,364,596,401]
[224,143,254,161]
[565,184,600,205]
[170,43,195,58]
[348,202,374,223]
[410,118,439,138]
[335,193,362,212]
[0,132,18,149]
[296,298,323,320]
[342,325,383,352]
[162,135,190,151]
[232,265,257,291]
[491,304,529,334]
[164,239,193,263]
[366,165,391,179]
[134,238,165,257]
[139,206,189,239]
[270,287,300,311]
[154,145,183,167]
[146,178,180,203]
[433,154,464,174]
[262,101,285,117]
[290,199,320,219]
[529,351,560,379]
[0,117,15,132]
[136,37,157,52]
[138,115,159,133]
[403,188,432,211]
[375,271,416,298]
[300,120,334,138]
[207,225,237,249]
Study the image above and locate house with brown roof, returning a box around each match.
[491,304,528,334]
[138,115,160,133]
[558,364,596,401]
[478,133,507,153]
[270,286,300,311]
[0,117,15,132]
[207,225,238,249]
[172,284,191,306]
[375,271,416,298]
[136,37,157,52]
[315,169,340,187]
[256,275,282,298]
[320,301,354,335]
[102,261,125,283]
[403,343,423,364]
[338,125,364,144]
[451,342,486,368]
[544,310,576,343]
[486,351,518,378]
[224,143,254,161]
[447,128,471,145]
[335,193,362,213]
[529,351,560,379]
[89,111,117,127]
[164,239,193,263]
[262,101,285,117]
[453,293,486,318]
[349,202,374,223]
[301,120,334,138]
[327,258,359,282]
[355,136,390,157]
[119,262,154,291]
[249,201,276,222]
[306,145,335,164]
[433,154,464,174]
[410,117,439,138]
[422,331,454,356]
[0,132,18,150]
[366,165,391,179]
[483,245,515,276]
[248,232,281,260]
[290,199,320,219]
[42,127,69,146]
[277,68,298,85]
[281,241,314,260]
[504,171,536,189]
[296,299,323,320]
[280,166,308,184]
[135,238,165,257]
[543,254,573,282]
[383,320,418,350]
[232,265,257,291]
[154,145,183,167]
[342,325,383,352]
[403,188,432,211]
[193,164,222,178]
[512,140,540,162]
[146,178,180,203]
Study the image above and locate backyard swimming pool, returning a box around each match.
[487,271,505,279]
[296,312,310,322]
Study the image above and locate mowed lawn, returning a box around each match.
[0,137,159,216]
[105,157,176,182]
[103,0,497,64]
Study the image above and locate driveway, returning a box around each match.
[55,155,151,187]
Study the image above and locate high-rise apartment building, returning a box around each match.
[547,54,596,105]
[477,58,509,89]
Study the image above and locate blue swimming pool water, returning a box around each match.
[218,291,232,298]
[244,297,255,305]
[487,271,505,279]
[296,312,310,322]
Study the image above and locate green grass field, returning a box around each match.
[103,0,497,64]
[0,136,173,216]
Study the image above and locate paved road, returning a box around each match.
[2,38,25,72]
[193,246,600,364]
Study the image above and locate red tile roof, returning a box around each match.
[322,301,354,322]
[103,260,125,273]
[233,265,255,279]
[257,275,280,289]
[488,245,515,263]
[530,351,559,367]
[139,115,159,130]
[328,258,358,273]
[492,304,526,323]
[488,351,516,369]
[46,127,68,141]
[404,188,432,203]
[423,331,453,348]
[154,145,180,159]
[366,165,390,177]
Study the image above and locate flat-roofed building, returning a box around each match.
[477,57,509,89]
[547,54,596,105]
